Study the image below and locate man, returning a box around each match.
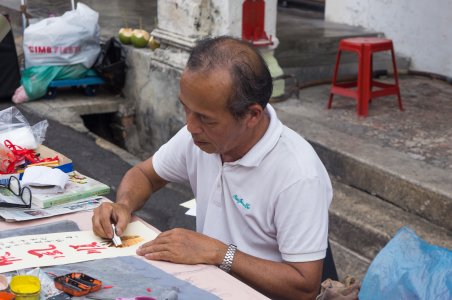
[92,36,332,300]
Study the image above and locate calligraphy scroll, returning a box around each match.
[0,221,158,273]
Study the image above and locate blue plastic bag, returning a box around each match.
[359,227,452,300]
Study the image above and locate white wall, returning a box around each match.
[325,0,452,78]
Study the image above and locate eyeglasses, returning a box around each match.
[0,176,32,208]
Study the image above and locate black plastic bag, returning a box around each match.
[94,37,126,93]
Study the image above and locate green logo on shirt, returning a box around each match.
[233,194,250,210]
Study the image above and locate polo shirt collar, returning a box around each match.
[226,104,283,167]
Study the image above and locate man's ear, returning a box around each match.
[245,103,265,128]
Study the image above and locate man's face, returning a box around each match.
[179,69,250,161]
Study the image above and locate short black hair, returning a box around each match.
[186,36,273,119]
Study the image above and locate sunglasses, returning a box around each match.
[0,176,32,208]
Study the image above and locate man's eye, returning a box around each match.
[199,115,216,125]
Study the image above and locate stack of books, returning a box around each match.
[31,171,110,209]
[0,171,110,222]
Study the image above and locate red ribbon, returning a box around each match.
[0,140,59,174]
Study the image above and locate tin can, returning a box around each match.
[10,275,40,300]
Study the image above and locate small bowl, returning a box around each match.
[0,274,8,291]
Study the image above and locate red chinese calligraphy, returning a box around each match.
[69,242,107,254]
[28,244,65,259]
[0,252,22,266]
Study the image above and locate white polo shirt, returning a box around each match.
[153,104,332,262]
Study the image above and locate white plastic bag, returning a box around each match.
[0,106,48,149]
[23,2,100,68]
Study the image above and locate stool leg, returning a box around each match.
[327,50,342,109]
[390,46,404,111]
[357,46,371,117]
[369,52,373,105]
[356,51,362,115]
[357,46,372,117]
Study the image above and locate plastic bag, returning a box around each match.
[26,268,62,298]
[11,85,29,104]
[18,64,90,101]
[94,37,127,93]
[359,227,452,300]
[23,3,100,68]
[0,106,48,149]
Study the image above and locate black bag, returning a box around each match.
[0,14,20,100]
[94,37,126,93]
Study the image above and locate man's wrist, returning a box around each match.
[219,244,237,273]
[115,201,133,215]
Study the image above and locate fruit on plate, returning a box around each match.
[118,28,133,44]
[131,29,150,48]
[148,36,160,50]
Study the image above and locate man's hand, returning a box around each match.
[92,202,132,238]
[136,228,226,265]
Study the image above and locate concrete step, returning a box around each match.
[330,179,452,260]
[276,7,380,59]
[274,104,452,232]
[329,238,370,281]
[277,40,410,84]
[275,8,411,83]
[20,91,124,133]
[276,35,380,67]
[280,53,411,85]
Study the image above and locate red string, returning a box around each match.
[0,140,59,174]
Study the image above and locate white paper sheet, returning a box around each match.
[180,199,196,209]
[180,198,196,216]
[0,221,158,273]
[184,207,196,216]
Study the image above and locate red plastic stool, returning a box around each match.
[327,37,404,117]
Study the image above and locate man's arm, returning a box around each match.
[137,228,323,300]
[92,156,168,238]
[115,157,168,213]
[232,248,323,300]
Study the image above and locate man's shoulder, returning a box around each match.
[267,125,325,178]
[277,125,318,159]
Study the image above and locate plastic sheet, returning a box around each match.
[359,227,452,300]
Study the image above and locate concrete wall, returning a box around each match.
[158,0,277,42]
[122,47,187,159]
[325,0,452,78]
[122,0,280,158]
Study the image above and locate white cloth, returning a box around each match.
[21,166,69,194]
[153,104,332,262]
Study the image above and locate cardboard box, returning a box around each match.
[0,145,73,183]
[35,144,73,173]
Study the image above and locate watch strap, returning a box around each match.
[219,244,237,273]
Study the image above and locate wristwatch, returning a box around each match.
[219,244,237,273]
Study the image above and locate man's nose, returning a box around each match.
[186,112,202,134]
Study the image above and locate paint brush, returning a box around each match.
[111,224,122,247]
